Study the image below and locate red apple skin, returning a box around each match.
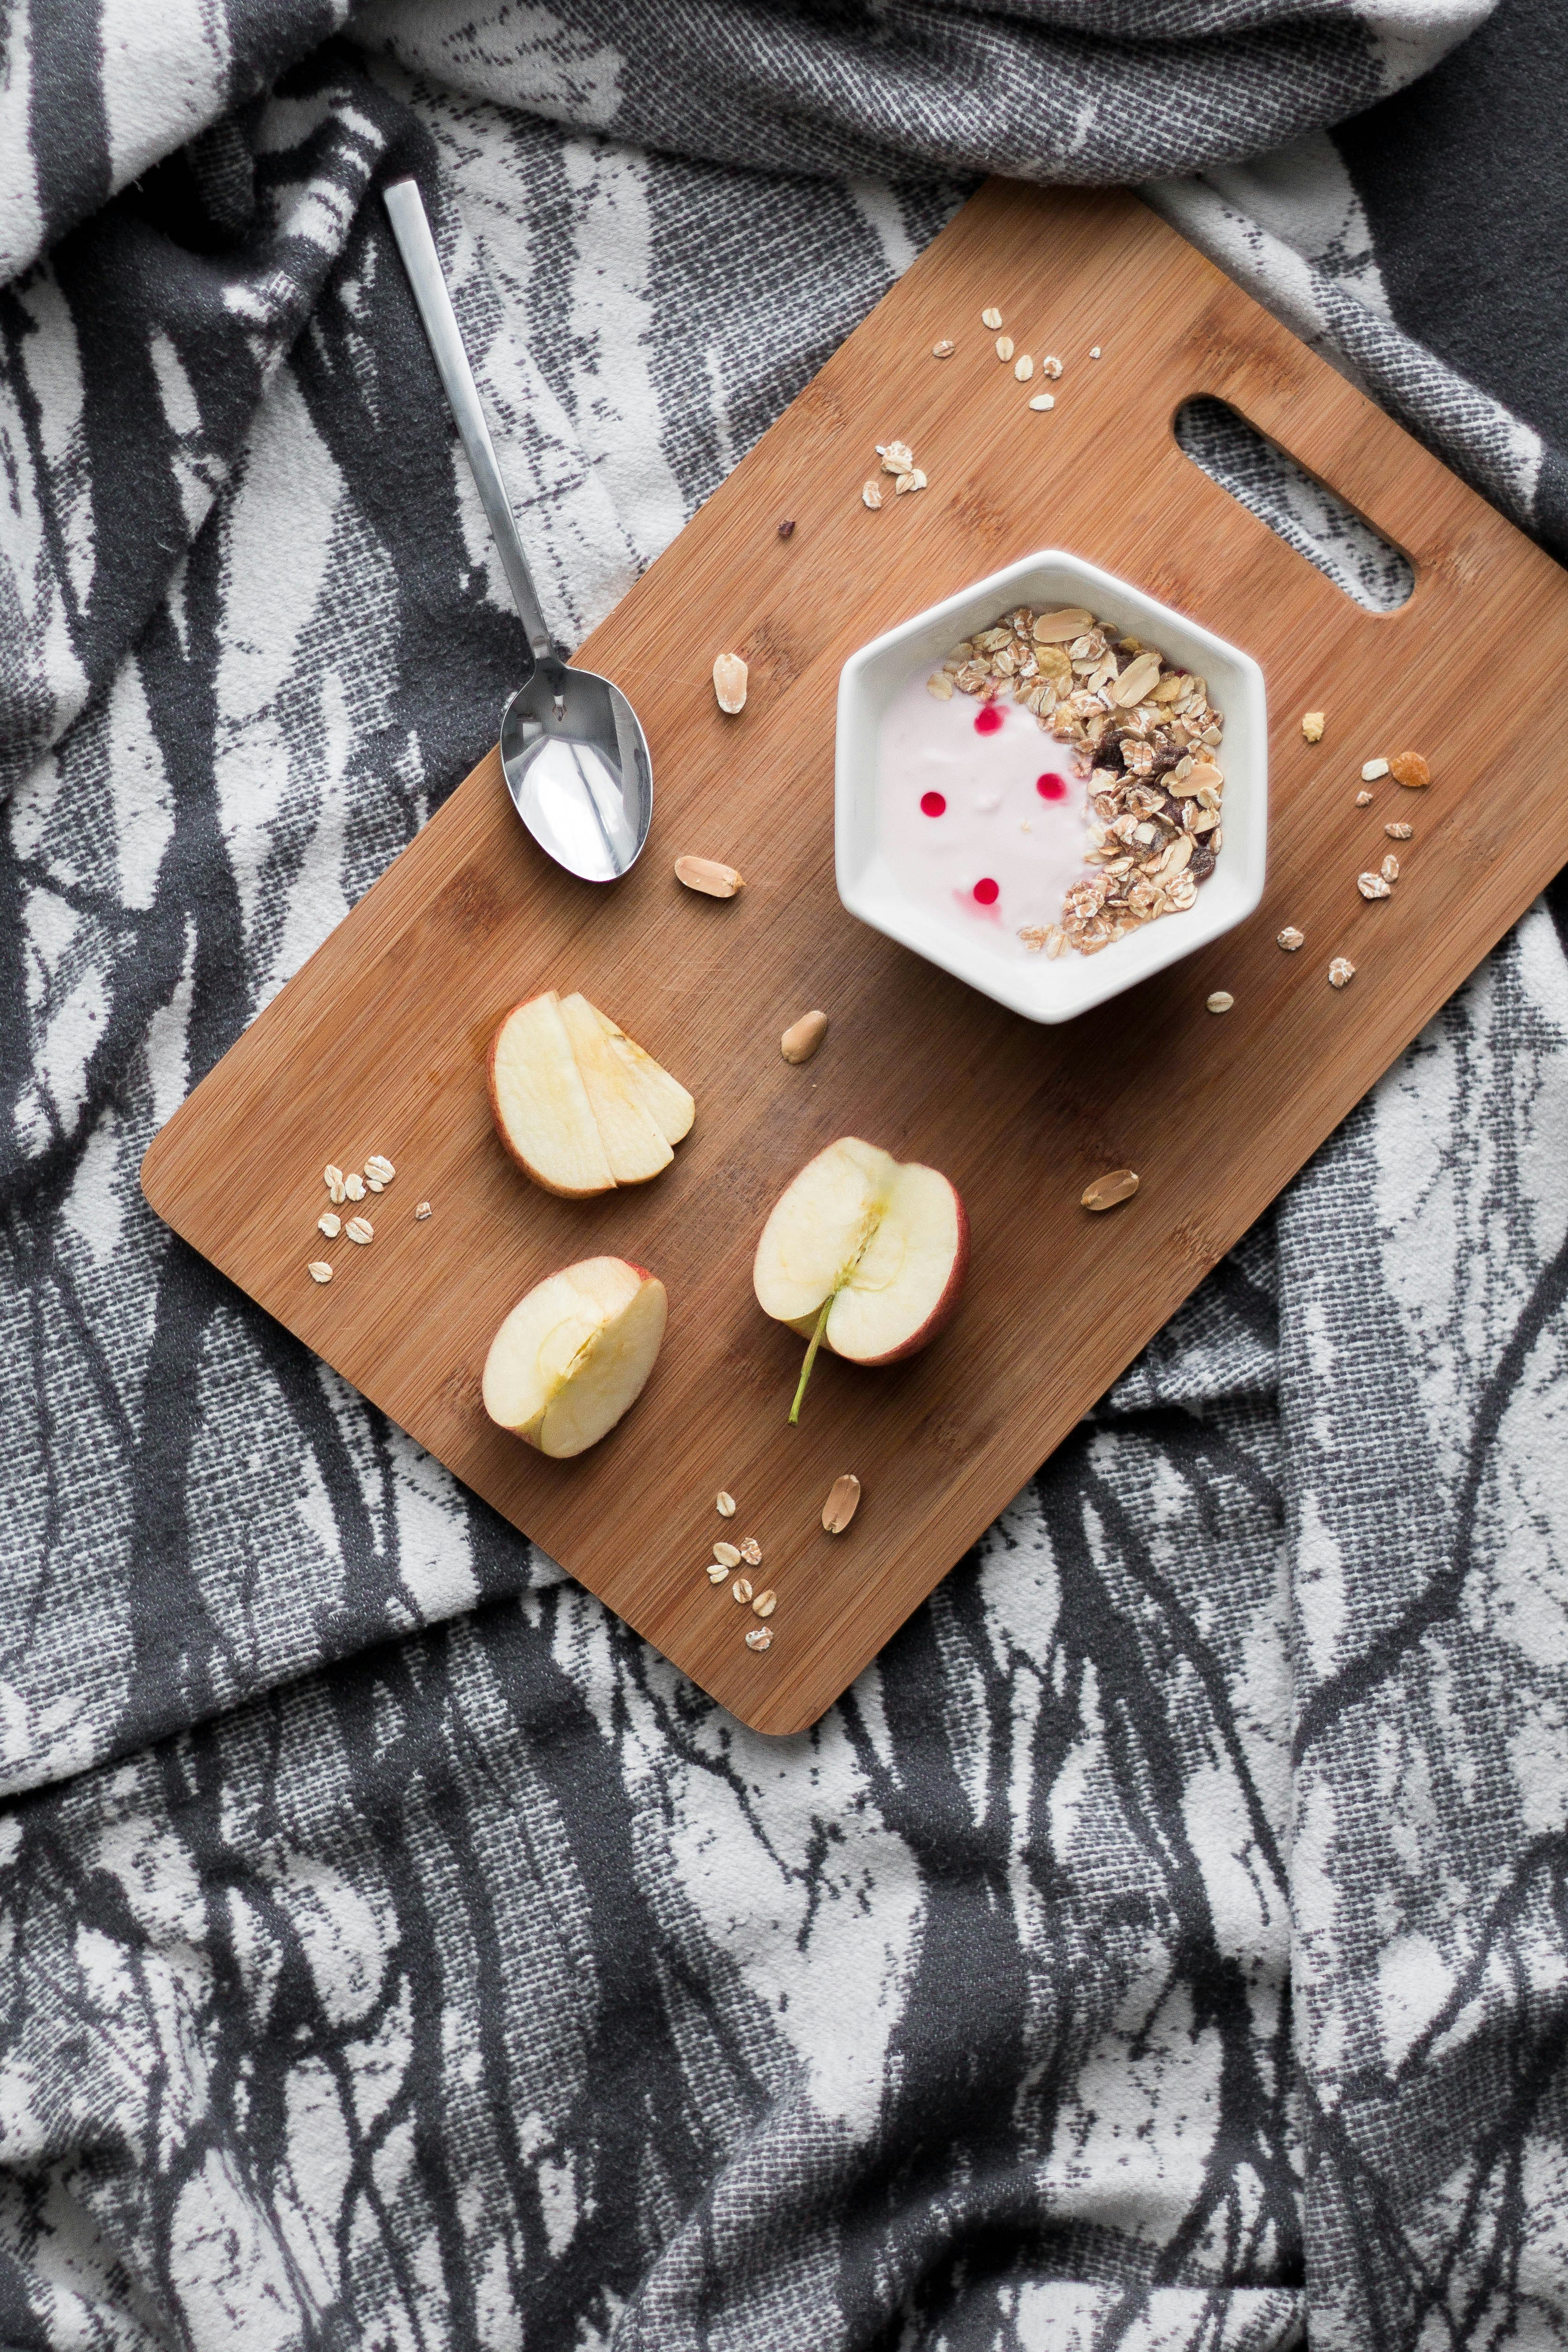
[835,1179,969,1366]
[486,998,609,1200]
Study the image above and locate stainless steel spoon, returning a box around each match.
[383,177,652,884]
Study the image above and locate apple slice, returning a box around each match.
[558,993,673,1183]
[482,1257,667,1458]
[591,1004,695,1145]
[489,992,615,1197]
[753,1136,968,1421]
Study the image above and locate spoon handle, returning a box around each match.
[383,177,556,668]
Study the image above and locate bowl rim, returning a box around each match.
[834,547,1268,1025]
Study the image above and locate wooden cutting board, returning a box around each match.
[142,181,1568,1735]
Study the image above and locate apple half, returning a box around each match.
[488,990,694,1197]
[482,1257,667,1458]
[753,1136,968,1421]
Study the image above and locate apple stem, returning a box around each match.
[788,1298,832,1426]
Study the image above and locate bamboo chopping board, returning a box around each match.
[142,182,1568,1735]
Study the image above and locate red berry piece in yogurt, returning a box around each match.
[1036,772,1069,801]
[920,791,946,817]
[973,704,1004,736]
[973,878,999,906]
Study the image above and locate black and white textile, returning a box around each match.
[4,3,1568,2345]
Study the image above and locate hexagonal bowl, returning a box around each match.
[835,549,1268,1024]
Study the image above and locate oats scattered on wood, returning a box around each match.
[343,1172,365,1202]
[318,1211,342,1238]
[995,335,1014,361]
[1385,821,1413,839]
[981,306,1003,330]
[781,1009,828,1064]
[893,467,926,495]
[745,1626,773,1651]
[732,1578,753,1605]
[1357,872,1392,900]
[1355,790,1374,807]
[1041,355,1063,379]
[675,854,743,898]
[308,1261,333,1284]
[1089,344,1102,359]
[739,1537,762,1567]
[1014,353,1033,381]
[1389,750,1430,789]
[713,1540,741,1568]
[862,479,882,509]
[926,669,955,700]
[344,1215,374,1244]
[324,1165,346,1203]
[752,1590,777,1619]
[712,652,748,713]
[1302,711,1326,742]
[931,338,954,359]
[822,1473,862,1533]
[1207,990,1234,1013]
[1361,757,1390,781]
[1027,392,1055,411]
[1329,956,1356,988]
[716,1491,736,1517]
[1277,926,1304,952]
[1082,1168,1139,1212]
[366,1177,384,1194]
[365,1154,395,1183]
[777,516,796,537]
[415,1201,432,1219]
[1380,853,1400,882]
[878,440,915,475]
[706,1562,728,1584]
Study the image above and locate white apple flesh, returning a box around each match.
[482,1257,667,1458]
[557,992,673,1184]
[488,990,694,1195]
[753,1136,968,1420]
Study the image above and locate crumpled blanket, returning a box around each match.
[4,2,1567,2345]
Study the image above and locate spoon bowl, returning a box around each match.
[500,661,652,884]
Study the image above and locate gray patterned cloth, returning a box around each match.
[3,2,1567,2345]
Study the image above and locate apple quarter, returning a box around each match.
[835,550,1268,1023]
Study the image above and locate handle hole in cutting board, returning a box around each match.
[1174,396,1415,615]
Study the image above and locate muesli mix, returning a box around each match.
[929,605,1225,957]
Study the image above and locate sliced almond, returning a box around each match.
[307,1261,333,1285]
[344,1215,374,1244]
[1389,750,1430,789]
[716,1491,737,1517]
[822,1473,862,1534]
[781,1009,828,1064]
[713,1540,741,1568]
[1033,608,1094,644]
[712,652,748,714]
[752,1590,777,1619]
[1109,652,1162,708]
[675,855,743,899]
[1082,1168,1139,1212]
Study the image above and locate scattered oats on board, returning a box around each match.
[1027,393,1055,412]
[1041,355,1063,379]
[1355,790,1374,807]
[716,1490,737,1517]
[366,1177,383,1194]
[1277,926,1305,952]
[1082,1168,1139,1212]
[324,1164,346,1204]
[1328,957,1356,988]
[1301,711,1326,743]
[1389,750,1430,788]
[1207,990,1234,1014]
[307,1261,333,1285]
[745,1627,773,1652]
[1357,872,1392,901]
[731,1578,753,1605]
[894,467,926,496]
[1381,853,1401,882]
[1362,757,1390,781]
[344,1215,374,1244]
[1014,353,1033,381]
[739,1536,762,1568]
[981,306,1003,329]
[317,1211,341,1238]
[931,338,954,359]
[1386,821,1413,840]
[414,1201,432,1220]
[878,440,914,475]
[822,1473,862,1533]
[343,1171,365,1202]
[713,1540,741,1569]
[366,1154,395,1183]
[862,479,883,510]
[705,1562,728,1585]
[712,652,747,714]
[1089,344,1102,359]
[995,335,1014,362]
[752,1590,777,1619]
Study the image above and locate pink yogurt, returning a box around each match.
[876,667,1089,960]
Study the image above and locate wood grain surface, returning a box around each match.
[141,181,1568,1735]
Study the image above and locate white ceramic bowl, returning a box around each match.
[835,549,1268,1024]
